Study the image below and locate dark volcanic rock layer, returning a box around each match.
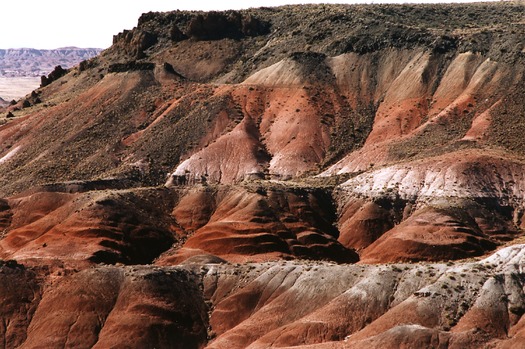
[0,2,525,348]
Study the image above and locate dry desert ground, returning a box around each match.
[0,77,40,101]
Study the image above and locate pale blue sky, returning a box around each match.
[0,0,499,49]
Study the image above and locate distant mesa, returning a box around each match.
[0,47,102,77]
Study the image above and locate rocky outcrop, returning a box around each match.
[186,12,270,40]
[107,61,155,73]
[40,65,67,87]
[112,30,158,59]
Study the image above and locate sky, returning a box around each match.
[0,0,500,49]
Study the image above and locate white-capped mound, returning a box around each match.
[339,150,525,203]
[243,59,307,86]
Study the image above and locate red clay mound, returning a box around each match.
[158,185,358,264]
[0,261,40,348]
[359,206,496,263]
[1,245,525,348]
[20,266,208,349]
[0,188,176,266]
[334,150,525,262]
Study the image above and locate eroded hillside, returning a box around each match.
[0,2,525,348]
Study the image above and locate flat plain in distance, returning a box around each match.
[0,77,40,101]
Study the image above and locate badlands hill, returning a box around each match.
[1,2,525,348]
